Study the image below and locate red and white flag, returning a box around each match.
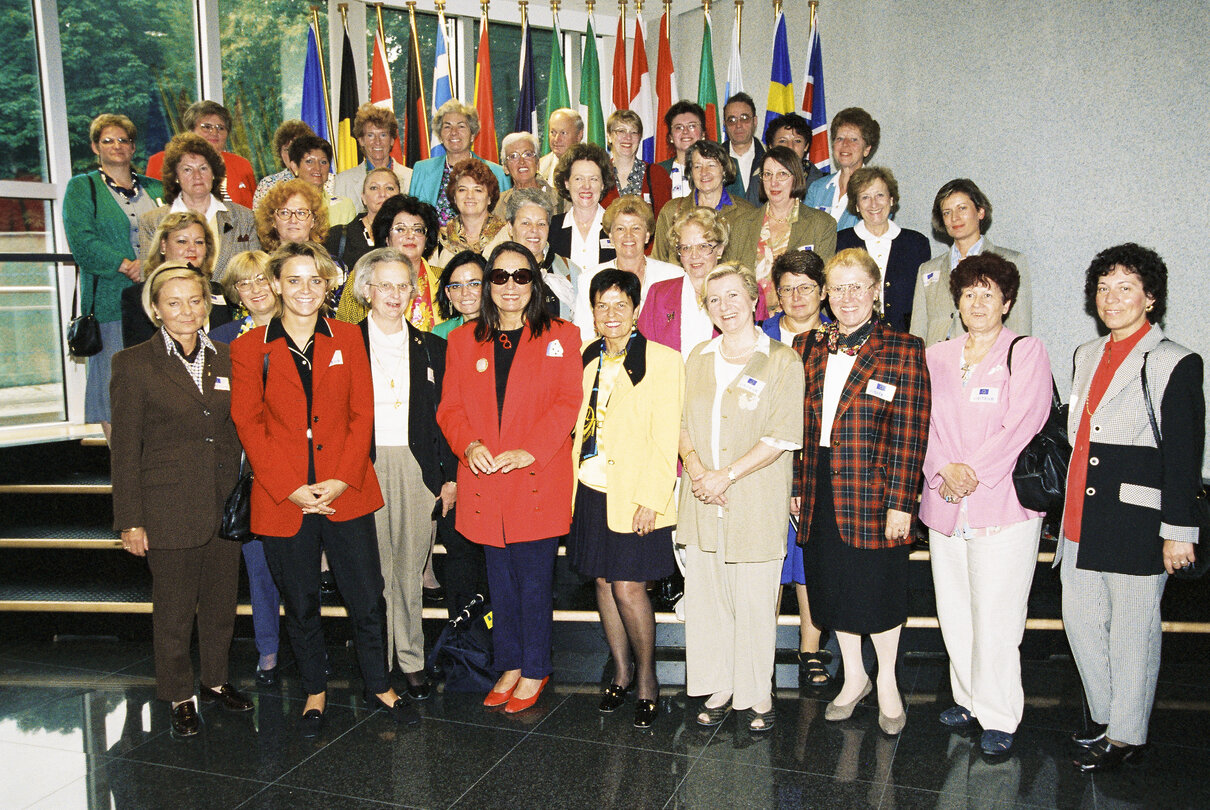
[653,10,678,164]
[370,21,404,164]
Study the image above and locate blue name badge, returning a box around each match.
[865,379,896,401]
[971,386,999,403]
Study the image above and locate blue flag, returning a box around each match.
[430,10,454,158]
[301,23,329,143]
[513,11,537,134]
[762,12,794,141]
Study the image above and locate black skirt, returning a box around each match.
[803,448,909,634]
[566,485,675,582]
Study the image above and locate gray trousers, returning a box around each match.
[1060,539,1167,746]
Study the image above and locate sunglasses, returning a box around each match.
[488,268,534,285]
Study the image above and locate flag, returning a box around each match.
[800,14,830,174]
[762,11,794,140]
[404,3,430,164]
[697,10,720,142]
[725,7,743,103]
[610,12,627,116]
[335,22,359,172]
[578,15,605,146]
[513,7,537,134]
[628,16,655,163]
[543,12,570,153]
[301,21,330,143]
[370,13,404,164]
[430,7,455,158]
[472,12,499,161]
[653,11,678,164]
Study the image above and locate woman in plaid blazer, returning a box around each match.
[793,248,931,735]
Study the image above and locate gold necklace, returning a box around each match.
[371,335,408,408]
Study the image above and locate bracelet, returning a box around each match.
[465,439,483,457]
[684,449,698,460]
[726,465,737,483]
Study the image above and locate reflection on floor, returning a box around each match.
[1,618,1208,809]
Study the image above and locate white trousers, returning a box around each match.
[929,517,1042,733]
[683,544,782,711]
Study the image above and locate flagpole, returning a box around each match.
[735,0,742,44]
[310,6,335,147]
[375,2,385,43]
[772,0,781,18]
[809,0,818,28]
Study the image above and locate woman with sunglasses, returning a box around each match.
[437,242,583,713]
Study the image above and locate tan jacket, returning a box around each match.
[650,195,755,263]
[722,202,837,271]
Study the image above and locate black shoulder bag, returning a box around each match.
[219,352,268,542]
[67,176,104,357]
[1007,336,1071,514]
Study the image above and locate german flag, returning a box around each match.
[404,2,430,164]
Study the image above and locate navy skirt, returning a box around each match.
[566,485,675,582]
[803,448,909,634]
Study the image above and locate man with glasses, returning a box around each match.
[723,93,765,199]
[332,103,413,203]
[657,101,710,199]
[496,132,563,219]
[537,109,585,185]
[146,101,256,209]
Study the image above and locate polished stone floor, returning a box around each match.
[2,620,1208,809]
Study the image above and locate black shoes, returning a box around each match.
[423,585,446,604]
[634,699,658,729]
[319,571,338,595]
[1071,721,1109,747]
[404,672,432,701]
[598,682,632,713]
[1074,738,1148,772]
[170,700,200,737]
[255,666,278,687]
[300,708,324,738]
[367,692,421,725]
[200,683,254,712]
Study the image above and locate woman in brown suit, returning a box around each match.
[110,262,252,738]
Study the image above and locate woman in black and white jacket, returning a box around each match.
[1059,243,1204,773]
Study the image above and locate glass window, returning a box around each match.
[377,5,438,129]
[0,198,65,425]
[58,0,198,176]
[220,0,329,180]
[0,0,49,182]
[483,20,552,145]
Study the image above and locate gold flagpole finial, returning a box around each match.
[635,0,644,15]
[586,0,595,15]
[435,0,446,13]
[702,0,711,13]
[551,0,561,14]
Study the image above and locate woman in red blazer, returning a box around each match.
[437,241,583,713]
[793,248,930,736]
[230,241,412,736]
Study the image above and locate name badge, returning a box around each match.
[427,367,435,383]
[210,292,225,305]
[971,386,999,403]
[600,238,614,249]
[329,349,343,366]
[866,379,896,401]
[546,339,564,357]
[797,244,816,253]
[736,376,765,396]
[214,376,230,391]
[923,270,939,287]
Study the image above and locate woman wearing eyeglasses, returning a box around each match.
[437,242,583,713]
[725,146,837,314]
[793,248,930,736]
[254,178,328,253]
[601,110,671,218]
[231,242,413,736]
[209,250,282,685]
[650,140,752,263]
[432,251,487,339]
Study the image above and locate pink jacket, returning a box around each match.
[920,329,1052,535]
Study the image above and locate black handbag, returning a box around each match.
[1140,349,1208,580]
[219,354,268,543]
[67,274,103,357]
[1007,337,1072,514]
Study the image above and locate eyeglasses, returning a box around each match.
[274,208,313,221]
[445,280,483,293]
[671,122,702,134]
[761,169,794,182]
[234,274,270,292]
[197,122,228,133]
[504,150,537,162]
[778,282,820,299]
[489,268,534,285]
[826,282,875,298]
[390,224,427,236]
[677,242,718,257]
[99,137,133,146]
[370,281,413,296]
[724,113,754,125]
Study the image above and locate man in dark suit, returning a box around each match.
[723,93,765,199]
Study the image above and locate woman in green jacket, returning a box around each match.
[62,113,164,439]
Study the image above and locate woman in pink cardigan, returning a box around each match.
[919,253,1052,757]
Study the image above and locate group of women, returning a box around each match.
[72,107,1201,770]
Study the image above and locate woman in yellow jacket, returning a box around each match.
[567,268,685,729]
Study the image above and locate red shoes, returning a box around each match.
[483,681,517,707]
[504,676,550,714]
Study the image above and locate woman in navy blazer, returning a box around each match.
[835,167,930,333]
[231,241,412,735]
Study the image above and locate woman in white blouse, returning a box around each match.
[549,143,616,275]
[835,167,930,332]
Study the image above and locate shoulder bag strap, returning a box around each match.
[1140,348,1161,446]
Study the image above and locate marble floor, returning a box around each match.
[2,620,1208,809]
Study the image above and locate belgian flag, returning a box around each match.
[335,22,359,172]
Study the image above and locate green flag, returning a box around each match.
[543,15,571,152]
[697,12,720,141]
[578,17,606,146]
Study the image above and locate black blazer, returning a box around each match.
[724,138,765,198]
[836,226,932,334]
[358,319,457,496]
[121,280,232,349]
[548,218,615,267]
